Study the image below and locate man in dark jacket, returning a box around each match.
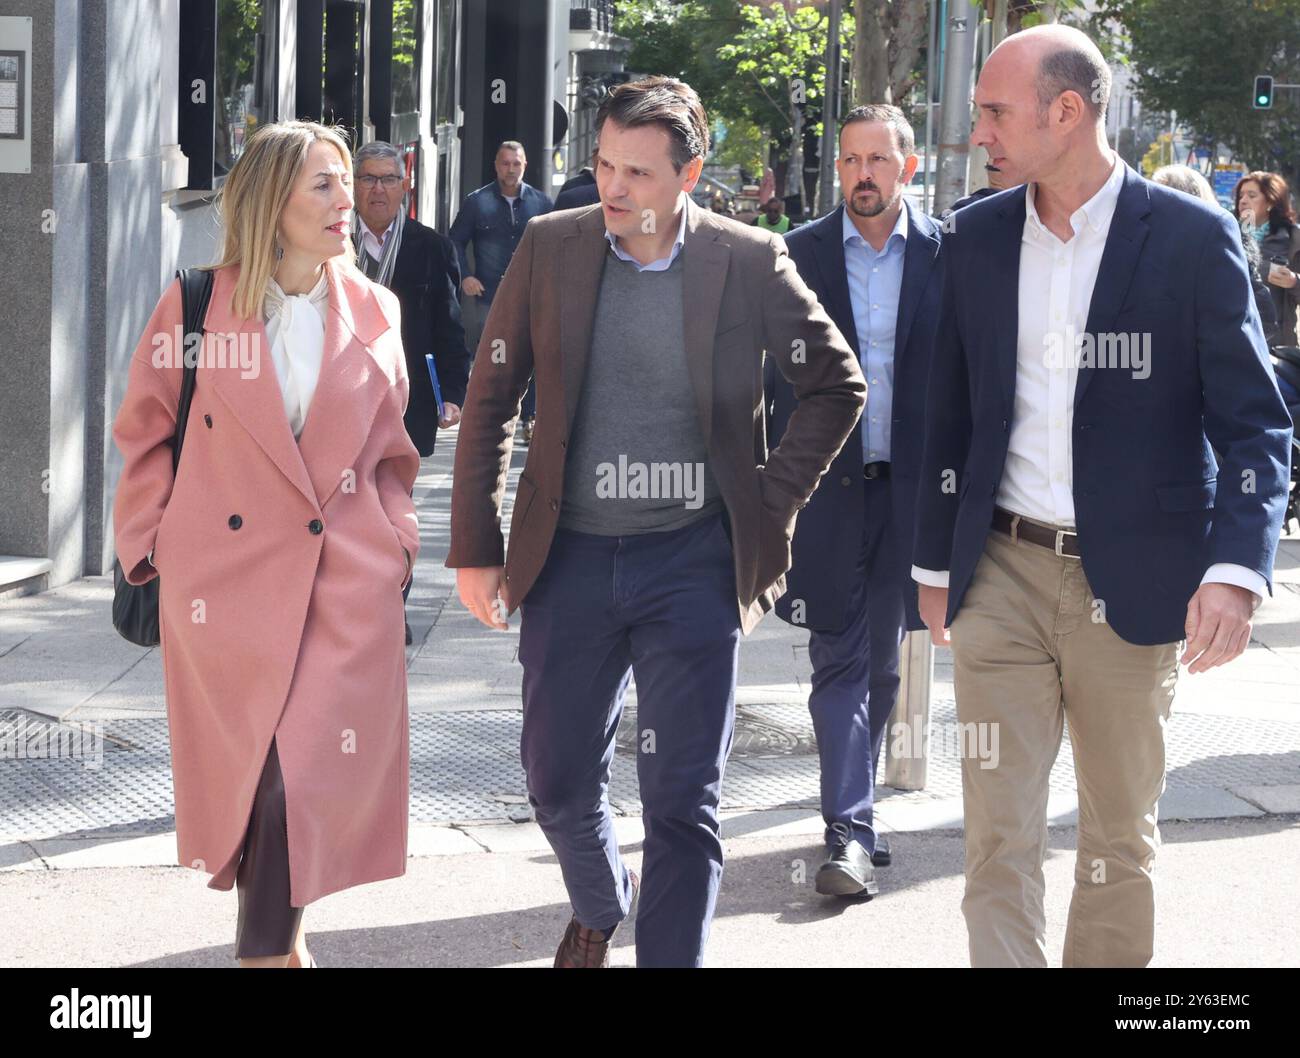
[354,141,473,642]
[555,155,600,210]
[767,105,943,898]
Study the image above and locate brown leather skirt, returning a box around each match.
[233,736,305,959]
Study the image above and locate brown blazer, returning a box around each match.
[446,196,867,635]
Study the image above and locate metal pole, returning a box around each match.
[886,629,933,790]
[933,0,978,215]
[817,0,842,217]
[922,0,937,214]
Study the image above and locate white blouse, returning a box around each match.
[263,268,329,438]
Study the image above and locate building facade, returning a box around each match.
[0,0,626,597]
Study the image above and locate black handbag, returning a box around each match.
[111,268,214,647]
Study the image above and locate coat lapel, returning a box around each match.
[295,261,397,508]
[992,188,1028,418]
[681,197,729,443]
[201,262,396,514]
[894,199,941,361]
[1074,166,1151,410]
[203,266,319,512]
[559,204,608,437]
[811,203,860,358]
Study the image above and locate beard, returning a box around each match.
[847,185,896,218]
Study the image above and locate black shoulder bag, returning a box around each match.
[111,268,214,646]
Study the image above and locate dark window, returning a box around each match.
[434,0,457,126]
[180,0,278,189]
[214,0,275,177]
[392,0,420,118]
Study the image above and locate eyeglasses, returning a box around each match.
[357,175,403,189]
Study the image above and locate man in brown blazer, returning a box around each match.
[447,76,866,968]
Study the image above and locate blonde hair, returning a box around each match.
[210,120,358,320]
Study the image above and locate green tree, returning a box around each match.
[1096,0,1300,189]
[616,1,852,209]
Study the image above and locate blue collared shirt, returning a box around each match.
[604,198,688,271]
[842,202,908,462]
[448,180,554,300]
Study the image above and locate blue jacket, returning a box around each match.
[913,165,1292,646]
[448,181,553,300]
[767,198,943,632]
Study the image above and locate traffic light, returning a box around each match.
[1254,75,1274,109]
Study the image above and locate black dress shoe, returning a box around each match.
[871,833,892,868]
[815,825,878,897]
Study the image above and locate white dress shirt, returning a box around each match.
[604,197,689,272]
[263,268,329,439]
[357,214,396,264]
[913,153,1264,602]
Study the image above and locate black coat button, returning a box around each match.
[228,514,242,530]
[204,414,212,428]
[841,475,852,486]
[308,519,324,534]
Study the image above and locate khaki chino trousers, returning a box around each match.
[948,519,1180,967]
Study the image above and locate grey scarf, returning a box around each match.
[353,206,406,289]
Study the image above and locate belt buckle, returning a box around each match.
[1054,528,1078,557]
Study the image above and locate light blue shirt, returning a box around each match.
[604,198,688,272]
[843,202,908,462]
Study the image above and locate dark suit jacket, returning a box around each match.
[914,165,1293,645]
[767,199,942,632]
[389,218,471,456]
[555,170,600,211]
[446,196,867,635]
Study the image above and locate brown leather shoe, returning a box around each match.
[553,870,639,968]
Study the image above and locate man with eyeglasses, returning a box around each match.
[353,141,472,644]
[449,141,554,443]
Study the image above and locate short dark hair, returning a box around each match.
[839,104,915,157]
[595,76,710,173]
[1036,43,1110,123]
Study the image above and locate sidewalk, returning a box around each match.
[2,429,1299,965]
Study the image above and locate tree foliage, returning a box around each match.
[1095,0,1300,185]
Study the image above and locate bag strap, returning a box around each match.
[173,268,214,473]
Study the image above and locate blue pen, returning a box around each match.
[424,353,446,421]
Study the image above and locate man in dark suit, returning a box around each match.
[448,77,865,967]
[354,141,472,643]
[554,154,600,210]
[767,104,942,898]
[353,142,470,452]
[913,26,1292,967]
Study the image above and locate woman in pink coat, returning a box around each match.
[112,120,421,968]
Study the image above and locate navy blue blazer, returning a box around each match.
[767,198,943,632]
[913,165,1293,646]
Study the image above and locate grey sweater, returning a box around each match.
[558,246,723,534]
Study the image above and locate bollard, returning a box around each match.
[885,630,932,790]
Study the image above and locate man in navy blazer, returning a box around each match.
[913,26,1291,967]
[767,105,943,897]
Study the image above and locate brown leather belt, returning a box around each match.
[991,506,1081,557]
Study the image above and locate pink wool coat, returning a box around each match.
[111,260,421,907]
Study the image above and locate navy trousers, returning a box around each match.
[518,512,741,967]
[806,476,906,854]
